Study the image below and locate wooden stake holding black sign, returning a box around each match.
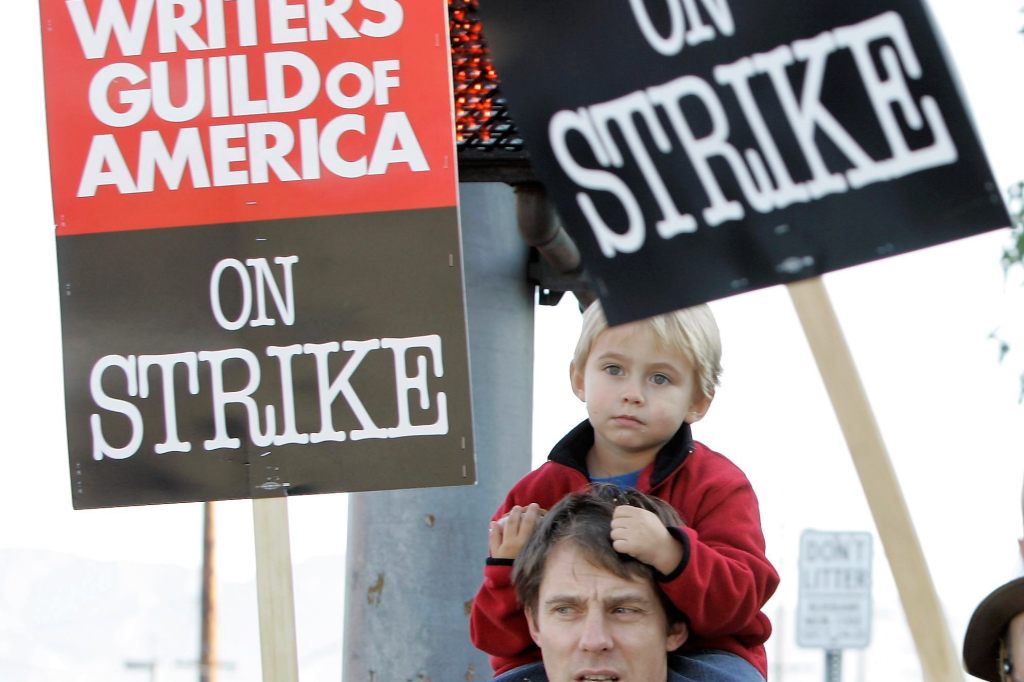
[788,277,962,682]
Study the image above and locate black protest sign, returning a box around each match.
[479,0,1010,324]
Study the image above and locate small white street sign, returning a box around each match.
[797,530,873,649]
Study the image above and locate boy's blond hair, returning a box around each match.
[572,300,722,401]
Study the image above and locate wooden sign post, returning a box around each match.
[788,277,963,682]
[253,497,299,682]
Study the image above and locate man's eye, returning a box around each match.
[651,373,670,385]
[553,606,578,617]
[612,606,643,618]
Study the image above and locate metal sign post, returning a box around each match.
[826,649,843,682]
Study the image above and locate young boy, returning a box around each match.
[469,301,779,680]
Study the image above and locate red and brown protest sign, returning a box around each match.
[40,0,474,509]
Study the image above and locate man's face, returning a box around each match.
[1007,612,1024,682]
[572,323,710,474]
[527,541,688,682]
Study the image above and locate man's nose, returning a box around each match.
[578,611,614,652]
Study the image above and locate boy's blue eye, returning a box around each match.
[651,373,670,385]
[604,365,623,376]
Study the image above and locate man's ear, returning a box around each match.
[1018,537,1024,561]
[665,620,689,651]
[569,362,586,402]
[684,390,713,424]
[526,608,542,646]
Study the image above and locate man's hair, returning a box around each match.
[513,483,685,625]
[572,300,722,401]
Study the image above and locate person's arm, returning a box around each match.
[469,558,537,664]
[469,464,580,670]
[468,501,546,666]
[657,476,778,639]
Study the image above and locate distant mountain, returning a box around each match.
[0,549,345,682]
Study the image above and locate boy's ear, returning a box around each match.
[684,390,713,424]
[569,362,586,402]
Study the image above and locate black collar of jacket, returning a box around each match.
[547,420,695,488]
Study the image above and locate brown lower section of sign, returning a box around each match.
[57,208,475,509]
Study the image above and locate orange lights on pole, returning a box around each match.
[448,0,532,181]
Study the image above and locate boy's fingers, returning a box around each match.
[609,526,631,545]
[610,536,637,556]
[488,521,502,554]
[494,503,546,545]
[612,505,638,522]
[610,514,635,533]
[503,506,523,533]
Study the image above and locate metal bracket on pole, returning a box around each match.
[514,183,595,308]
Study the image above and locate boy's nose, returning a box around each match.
[621,381,644,404]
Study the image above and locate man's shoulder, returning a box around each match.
[491,662,683,682]
[490,661,547,682]
[492,662,682,682]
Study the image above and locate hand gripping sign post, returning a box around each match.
[38,1,470,678]
[478,1,1010,679]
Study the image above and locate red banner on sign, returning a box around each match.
[40,0,457,235]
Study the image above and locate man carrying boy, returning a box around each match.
[493,484,708,682]
[470,302,778,680]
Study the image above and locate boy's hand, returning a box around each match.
[610,505,683,575]
[489,503,546,560]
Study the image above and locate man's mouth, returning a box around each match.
[576,673,619,681]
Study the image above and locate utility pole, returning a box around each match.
[343,182,537,681]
